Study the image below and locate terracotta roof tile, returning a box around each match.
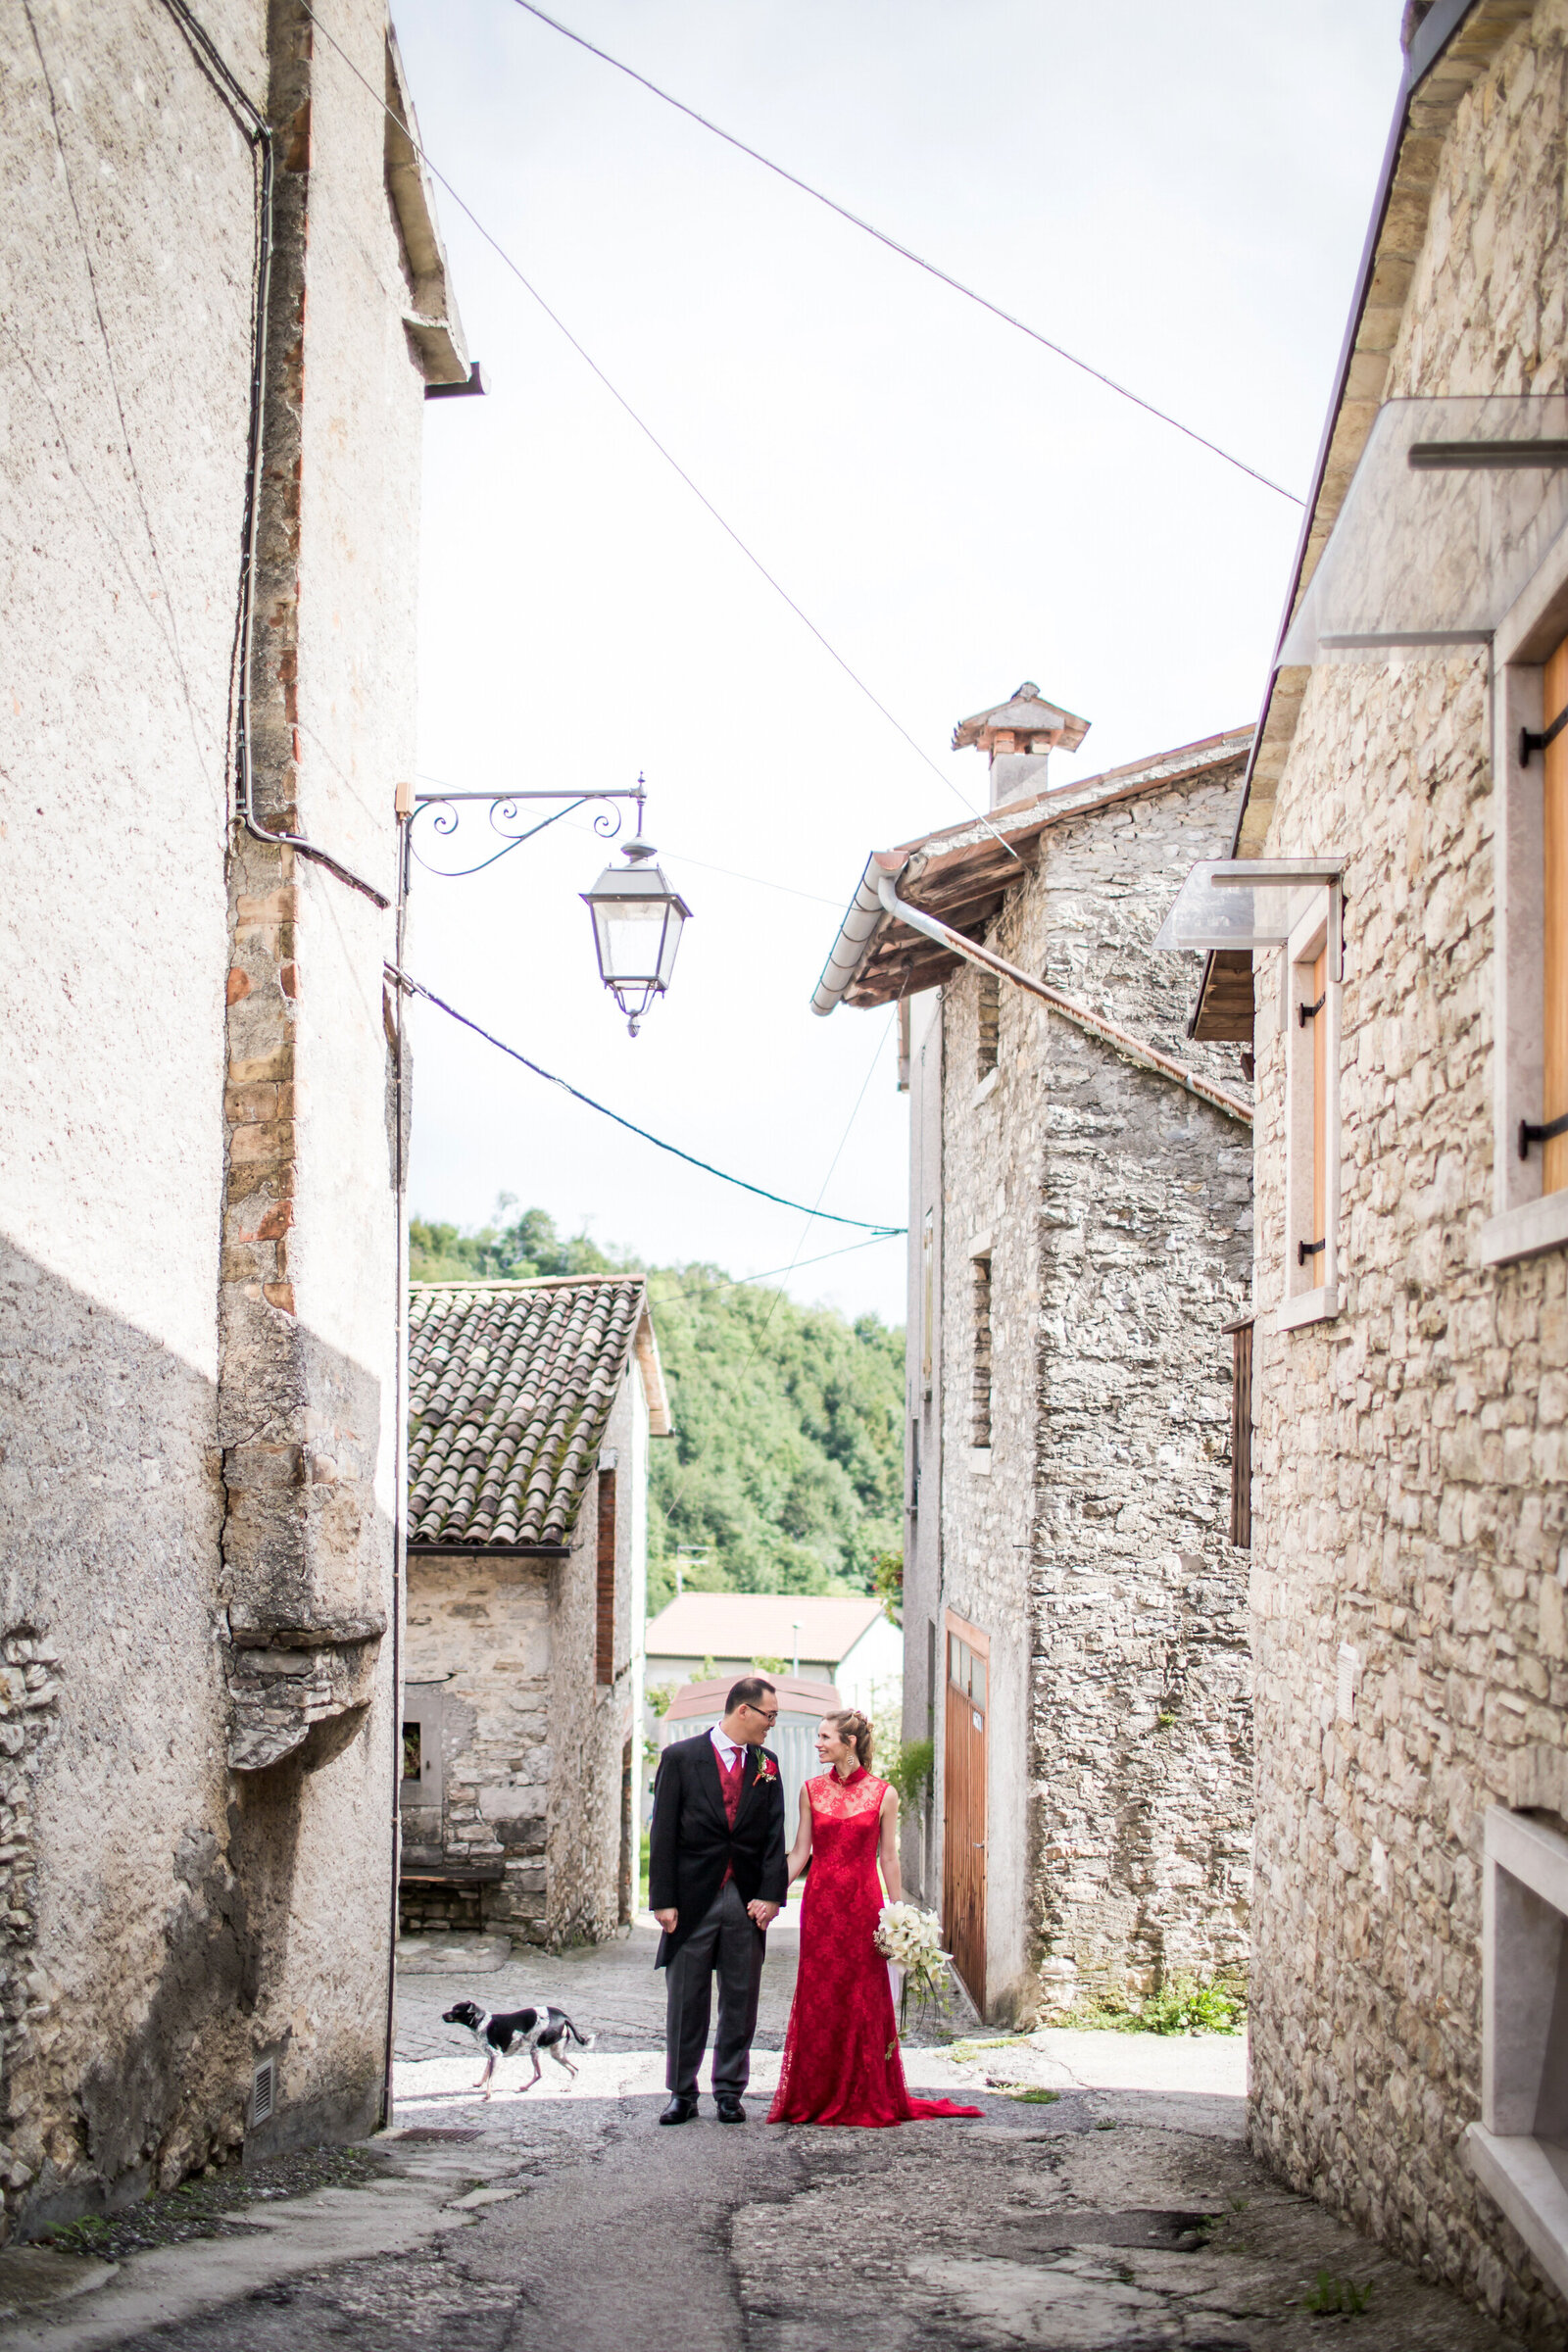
[408,1278,647,1547]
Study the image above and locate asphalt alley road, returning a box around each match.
[0,1918,1522,2352]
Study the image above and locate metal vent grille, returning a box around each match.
[252,2059,274,2127]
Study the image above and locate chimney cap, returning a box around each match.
[952,681,1090,758]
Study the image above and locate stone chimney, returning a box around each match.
[952,681,1091,810]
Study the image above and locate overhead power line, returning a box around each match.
[512,0,1305,508]
[387,964,906,1236]
[298,3,1019,863]
[645,1232,901,1303]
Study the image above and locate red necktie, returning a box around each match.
[717,1746,744,1888]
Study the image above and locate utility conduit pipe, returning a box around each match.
[157,0,389,911]
[874,871,1252,1129]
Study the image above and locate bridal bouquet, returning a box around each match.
[875,1902,951,2031]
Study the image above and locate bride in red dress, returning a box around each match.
[767,1709,982,2128]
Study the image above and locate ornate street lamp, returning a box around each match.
[581,834,692,1037]
[397,773,690,1036]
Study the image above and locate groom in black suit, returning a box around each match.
[649,1675,788,2125]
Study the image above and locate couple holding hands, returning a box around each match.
[649,1674,979,2129]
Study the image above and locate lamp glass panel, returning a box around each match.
[593,898,667,985]
[656,902,685,988]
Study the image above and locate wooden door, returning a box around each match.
[943,1617,989,2014]
[1545,635,1568,1195]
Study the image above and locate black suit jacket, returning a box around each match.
[648,1733,788,1967]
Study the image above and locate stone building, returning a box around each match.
[814,684,1255,2021]
[401,1279,669,1947]
[1173,1,1568,2334]
[0,0,467,2231]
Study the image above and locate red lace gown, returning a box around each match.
[767,1766,982,2128]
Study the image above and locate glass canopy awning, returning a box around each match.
[1280,396,1568,665]
[1152,859,1343,953]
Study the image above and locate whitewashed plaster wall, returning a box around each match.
[0,0,431,2230]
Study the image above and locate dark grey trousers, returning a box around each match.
[664,1880,765,2100]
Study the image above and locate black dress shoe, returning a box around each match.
[714,2096,746,2124]
[659,2094,699,2126]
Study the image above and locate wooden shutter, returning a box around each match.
[595,1470,616,1686]
[1545,635,1568,1194]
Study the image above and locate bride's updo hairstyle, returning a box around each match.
[822,1709,873,1769]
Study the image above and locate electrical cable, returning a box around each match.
[295,1,1019,864]
[654,1006,897,1534]
[386,963,906,1235]
[510,0,1304,509]
[621,846,843,909]
[645,1232,900,1303]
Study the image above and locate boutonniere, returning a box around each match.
[753,1756,779,1783]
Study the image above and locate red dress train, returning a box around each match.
[767,1766,982,2128]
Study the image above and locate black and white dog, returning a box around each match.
[442,1999,595,2097]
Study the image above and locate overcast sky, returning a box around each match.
[387,0,1402,1325]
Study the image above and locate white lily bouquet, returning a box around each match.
[875,1901,951,2033]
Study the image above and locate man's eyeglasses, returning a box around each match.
[743,1701,779,1724]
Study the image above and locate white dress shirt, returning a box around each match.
[710,1723,744,1771]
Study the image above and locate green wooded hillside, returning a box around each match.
[410,1206,905,1613]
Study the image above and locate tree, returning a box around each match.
[410,1200,624,1284]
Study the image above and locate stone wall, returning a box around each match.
[403,1374,646,1949]
[1246,9,1568,2341]
[404,1553,552,1937]
[920,761,1253,2021]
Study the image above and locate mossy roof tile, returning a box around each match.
[408,1277,646,1546]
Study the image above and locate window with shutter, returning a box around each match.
[970,1255,993,1450]
[1283,904,1340,1325]
[1228,1318,1253,1548]
[976,971,1000,1082]
[1484,608,1568,1261]
[595,1469,616,1686]
[1543,635,1568,1195]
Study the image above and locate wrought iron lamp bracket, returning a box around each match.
[403,783,647,879]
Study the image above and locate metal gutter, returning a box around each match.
[810,855,893,1016]
[874,873,1252,1128]
[812,728,1253,1020]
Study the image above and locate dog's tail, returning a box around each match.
[561,2014,596,2049]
